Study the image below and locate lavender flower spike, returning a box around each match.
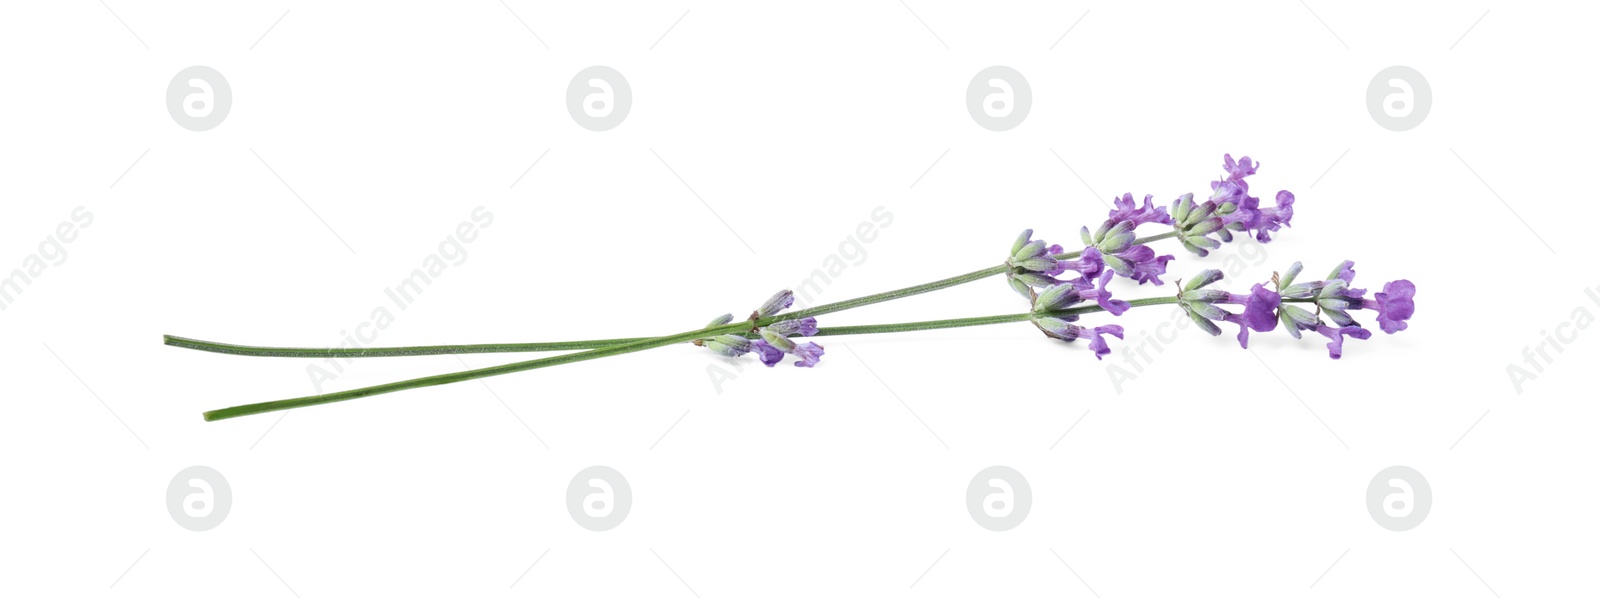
[703,290,827,367]
[1077,217,1177,286]
[753,291,826,367]
[1173,153,1297,254]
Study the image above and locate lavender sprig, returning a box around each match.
[167,152,1406,423]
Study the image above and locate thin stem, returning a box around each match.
[1132,230,1179,246]
[783,263,1010,320]
[813,296,1177,336]
[202,319,757,422]
[163,335,641,357]
[200,296,1181,422]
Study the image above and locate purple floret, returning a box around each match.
[1084,325,1125,360]
[1253,191,1295,242]
[791,342,826,367]
[1223,154,1258,181]
[1079,271,1130,316]
[1367,280,1416,334]
[1315,325,1372,359]
[768,317,819,337]
[1107,193,1174,228]
[749,339,785,367]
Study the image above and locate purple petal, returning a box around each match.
[758,290,795,317]
[769,317,820,337]
[1115,245,1172,286]
[1223,154,1258,181]
[1250,191,1295,242]
[749,339,785,367]
[1060,246,1105,279]
[1086,324,1125,360]
[1082,271,1130,316]
[1331,260,1356,284]
[1373,280,1416,334]
[1242,284,1281,332]
[1315,325,1372,359]
[791,342,825,367]
[1224,314,1251,349]
[1107,193,1175,228]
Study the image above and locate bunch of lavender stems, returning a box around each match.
[172,154,1415,422]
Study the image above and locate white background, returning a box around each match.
[2,1,1597,596]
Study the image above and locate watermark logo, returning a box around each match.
[706,206,894,393]
[567,465,631,531]
[1,206,94,313]
[167,66,232,132]
[307,206,494,391]
[1507,284,1599,394]
[1105,234,1271,391]
[967,465,1031,531]
[1366,66,1430,132]
[567,66,631,132]
[1366,465,1430,531]
[967,66,1031,131]
[167,465,231,531]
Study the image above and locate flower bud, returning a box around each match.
[1187,310,1222,336]
[757,290,795,318]
[1183,269,1225,291]
[1010,229,1034,256]
[759,328,797,352]
[1278,262,1304,290]
[1182,289,1230,303]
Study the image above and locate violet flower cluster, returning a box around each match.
[696,290,824,367]
[1004,193,1178,299]
[1007,154,1302,359]
[1170,154,1296,256]
[1029,273,1127,359]
[1178,261,1416,359]
[1012,153,1414,360]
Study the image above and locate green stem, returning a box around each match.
[200,296,1180,422]
[1132,230,1179,246]
[785,263,1012,319]
[813,296,1177,336]
[202,319,757,422]
[162,335,642,357]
